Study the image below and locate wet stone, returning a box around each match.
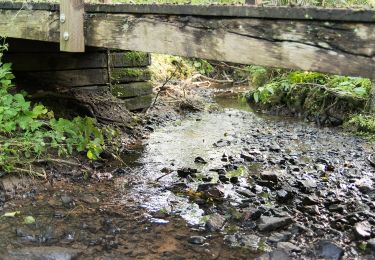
[301,195,320,206]
[367,238,375,253]
[257,249,291,260]
[194,156,207,164]
[205,214,226,232]
[61,195,74,207]
[7,246,82,260]
[276,190,294,203]
[177,168,198,178]
[355,178,373,193]
[258,216,293,232]
[268,232,292,243]
[260,171,279,183]
[224,233,260,251]
[188,236,206,245]
[297,179,317,193]
[315,240,344,260]
[277,242,301,253]
[354,221,372,239]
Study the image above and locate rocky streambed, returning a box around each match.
[0,96,374,259]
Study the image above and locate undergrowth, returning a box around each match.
[0,46,116,177]
[246,67,375,135]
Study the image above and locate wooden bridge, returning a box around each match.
[0,1,374,110]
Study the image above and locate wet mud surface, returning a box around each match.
[0,94,375,259]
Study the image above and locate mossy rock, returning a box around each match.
[112,82,153,98]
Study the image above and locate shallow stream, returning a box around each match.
[0,94,374,259]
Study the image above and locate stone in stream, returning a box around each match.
[205,214,226,232]
[224,233,261,252]
[194,156,207,164]
[240,152,255,162]
[260,170,279,183]
[276,190,294,203]
[315,240,344,260]
[177,168,198,178]
[258,216,293,232]
[355,178,373,193]
[354,221,372,239]
[7,246,82,260]
[297,179,317,193]
[188,236,206,245]
[268,232,292,243]
[301,195,320,206]
[277,242,301,253]
[257,250,291,260]
[367,238,375,254]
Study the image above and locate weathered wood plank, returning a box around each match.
[0,10,59,41]
[110,52,151,68]
[14,69,108,88]
[122,94,153,111]
[4,51,150,71]
[87,14,375,79]
[111,68,151,83]
[4,53,108,71]
[60,0,85,52]
[1,9,375,78]
[1,2,375,22]
[112,82,153,98]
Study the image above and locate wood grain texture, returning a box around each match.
[60,0,85,52]
[1,9,375,78]
[4,53,108,71]
[14,69,108,89]
[112,82,153,98]
[87,14,375,79]
[1,2,375,22]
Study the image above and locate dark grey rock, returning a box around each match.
[258,216,293,232]
[205,214,225,232]
[354,221,372,239]
[257,249,291,260]
[188,236,206,245]
[61,195,73,206]
[194,156,207,164]
[224,233,260,251]
[8,246,82,260]
[302,195,320,206]
[276,190,294,203]
[315,240,344,260]
[260,171,279,183]
[268,232,292,243]
[277,242,301,253]
[367,238,375,253]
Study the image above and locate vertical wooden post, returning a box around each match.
[60,0,85,52]
[370,81,375,112]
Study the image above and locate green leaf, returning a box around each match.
[2,211,21,218]
[23,216,36,224]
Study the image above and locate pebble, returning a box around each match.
[258,216,293,232]
[188,236,206,245]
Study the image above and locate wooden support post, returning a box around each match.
[370,81,375,112]
[60,0,85,52]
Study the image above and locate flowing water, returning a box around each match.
[0,93,374,259]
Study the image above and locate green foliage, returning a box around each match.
[344,114,375,136]
[192,59,214,75]
[0,61,110,175]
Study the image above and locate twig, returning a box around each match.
[12,167,46,178]
[147,63,182,111]
[193,74,234,84]
[35,158,91,171]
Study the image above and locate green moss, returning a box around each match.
[122,51,149,64]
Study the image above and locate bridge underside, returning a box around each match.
[3,38,153,112]
[0,2,374,79]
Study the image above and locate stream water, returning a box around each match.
[0,94,374,259]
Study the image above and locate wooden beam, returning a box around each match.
[59,0,85,52]
[1,7,375,79]
[1,2,375,22]
[87,14,375,79]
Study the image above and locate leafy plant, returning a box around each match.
[0,60,112,176]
